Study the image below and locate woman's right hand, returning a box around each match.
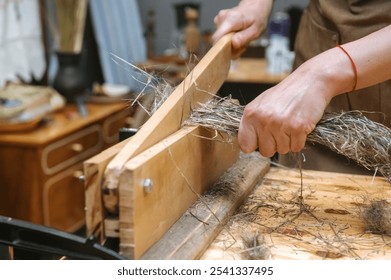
[212,0,273,58]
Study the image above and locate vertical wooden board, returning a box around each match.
[83,139,130,240]
[104,34,233,196]
[118,126,240,259]
[141,152,270,260]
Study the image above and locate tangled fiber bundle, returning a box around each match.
[307,111,391,183]
[183,97,244,138]
[361,199,391,235]
[184,96,391,183]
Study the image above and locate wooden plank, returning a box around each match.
[84,95,153,240]
[104,218,120,238]
[103,34,233,212]
[201,167,391,260]
[118,126,240,259]
[141,152,270,260]
[83,138,130,240]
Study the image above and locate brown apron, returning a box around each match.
[280,0,391,175]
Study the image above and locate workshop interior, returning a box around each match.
[8,0,387,261]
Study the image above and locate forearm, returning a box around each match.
[299,25,391,103]
[345,24,391,89]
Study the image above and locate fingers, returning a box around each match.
[238,118,258,154]
[239,127,307,158]
[212,9,255,51]
[289,124,314,152]
[256,129,278,158]
[212,11,232,43]
[273,130,291,155]
[238,109,310,157]
[231,25,260,50]
[238,108,278,157]
[231,46,247,59]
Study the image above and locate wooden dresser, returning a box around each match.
[0,102,132,233]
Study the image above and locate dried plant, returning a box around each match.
[111,54,175,117]
[129,65,391,183]
[240,231,270,260]
[183,96,244,138]
[184,96,391,183]
[307,111,391,182]
[361,199,391,235]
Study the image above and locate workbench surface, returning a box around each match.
[227,58,288,84]
[201,166,391,260]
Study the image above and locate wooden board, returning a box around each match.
[141,152,270,260]
[118,126,239,259]
[83,138,130,240]
[103,34,233,210]
[83,95,153,239]
[201,167,391,260]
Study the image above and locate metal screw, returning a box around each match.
[142,178,153,193]
[73,171,85,182]
[78,175,85,182]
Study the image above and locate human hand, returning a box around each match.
[238,62,333,157]
[237,24,391,157]
[212,0,273,58]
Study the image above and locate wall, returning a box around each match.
[136,0,309,55]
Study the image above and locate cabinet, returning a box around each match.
[0,102,132,232]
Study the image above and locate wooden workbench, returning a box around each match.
[139,151,391,260]
[201,166,391,260]
[139,58,288,85]
[226,58,288,84]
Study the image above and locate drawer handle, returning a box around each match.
[73,170,85,182]
[71,143,84,152]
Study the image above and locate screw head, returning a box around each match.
[142,178,153,193]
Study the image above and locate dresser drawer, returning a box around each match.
[41,125,104,175]
[43,164,85,232]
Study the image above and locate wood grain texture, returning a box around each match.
[118,126,240,259]
[0,145,44,224]
[84,138,130,240]
[202,167,391,260]
[0,102,131,232]
[103,34,233,203]
[141,152,270,260]
[0,103,129,146]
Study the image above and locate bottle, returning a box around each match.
[265,11,294,75]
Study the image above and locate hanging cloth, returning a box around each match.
[0,0,46,88]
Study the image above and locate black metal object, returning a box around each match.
[119,127,138,141]
[0,216,125,260]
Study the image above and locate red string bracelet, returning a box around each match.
[337,45,357,92]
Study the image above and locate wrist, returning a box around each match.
[299,46,357,102]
